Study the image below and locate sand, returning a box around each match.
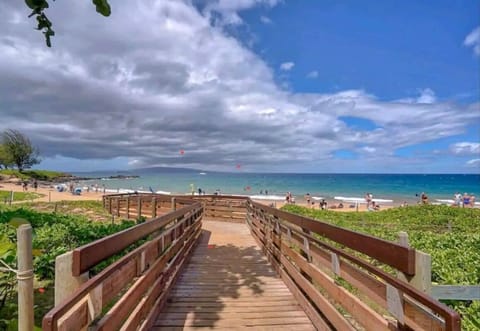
[0,182,103,202]
[1,180,396,212]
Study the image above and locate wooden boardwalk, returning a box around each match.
[151,221,315,331]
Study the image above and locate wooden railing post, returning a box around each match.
[108,197,113,214]
[9,190,13,205]
[54,252,89,305]
[137,196,142,219]
[152,197,157,218]
[17,224,34,331]
[126,196,130,219]
[171,197,176,211]
[397,232,432,294]
[116,198,121,217]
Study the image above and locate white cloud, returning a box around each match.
[203,0,281,25]
[260,16,272,24]
[0,0,478,173]
[280,62,295,71]
[466,159,480,167]
[307,70,318,79]
[464,26,480,56]
[416,88,436,104]
[361,146,376,153]
[450,142,480,155]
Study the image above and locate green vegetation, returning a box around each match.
[0,190,43,202]
[1,130,40,171]
[0,203,136,329]
[24,0,111,47]
[282,204,480,329]
[0,169,67,181]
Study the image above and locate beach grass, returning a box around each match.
[0,169,68,181]
[0,190,43,202]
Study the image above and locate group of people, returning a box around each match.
[285,192,295,204]
[22,180,38,192]
[453,192,476,208]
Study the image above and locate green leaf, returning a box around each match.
[0,241,15,256]
[8,218,30,228]
[92,0,111,16]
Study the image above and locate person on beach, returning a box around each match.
[454,192,462,207]
[22,181,28,191]
[265,190,268,195]
[421,192,429,204]
[365,193,373,208]
[305,193,311,207]
[463,193,471,208]
[285,192,290,204]
[320,199,327,210]
[33,180,38,191]
[471,194,476,207]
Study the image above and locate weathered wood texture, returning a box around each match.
[44,194,461,331]
[151,221,316,330]
[42,202,203,331]
[246,200,461,331]
[103,194,248,223]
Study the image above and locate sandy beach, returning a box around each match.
[0,182,103,202]
[0,180,398,212]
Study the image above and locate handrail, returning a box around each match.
[45,194,461,331]
[249,200,416,275]
[72,202,201,276]
[247,199,461,331]
[43,197,203,331]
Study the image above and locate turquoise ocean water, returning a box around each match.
[75,170,479,204]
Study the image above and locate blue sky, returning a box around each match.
[2,0,479,173]
[241,1,479,101]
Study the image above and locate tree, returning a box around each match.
[0,144,14,169]
[1,130,40,172]
[25,0,111,47]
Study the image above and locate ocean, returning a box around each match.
[73,170,480,204]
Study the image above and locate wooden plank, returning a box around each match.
[153,317,313,327]
[432,285,480,301]
[276,237,390,331]
[250,201,416,275]
[162,305,304,313]
[273,246,355,330]
[157,311,308,320]
[56,297,89,331]
[151,326,315,331]
[101,258,137,305]
[72,203,201,275]
[137,227,201,331]
[249,228,331,330]
[95,223,197,331]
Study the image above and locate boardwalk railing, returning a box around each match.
[246,200,460,331]
[43,194,461,331]
[103,193,248,222]
[42,198,203,331]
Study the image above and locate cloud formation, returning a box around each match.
[260,15,272,24]
[307,70,318,79]
[280,62,295,71]
[0,0,478,173]
[450,142,480,155]
[464,26,480,56]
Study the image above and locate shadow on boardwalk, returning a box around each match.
[151,223,312,330]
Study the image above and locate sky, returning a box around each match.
[0,0,479,173]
